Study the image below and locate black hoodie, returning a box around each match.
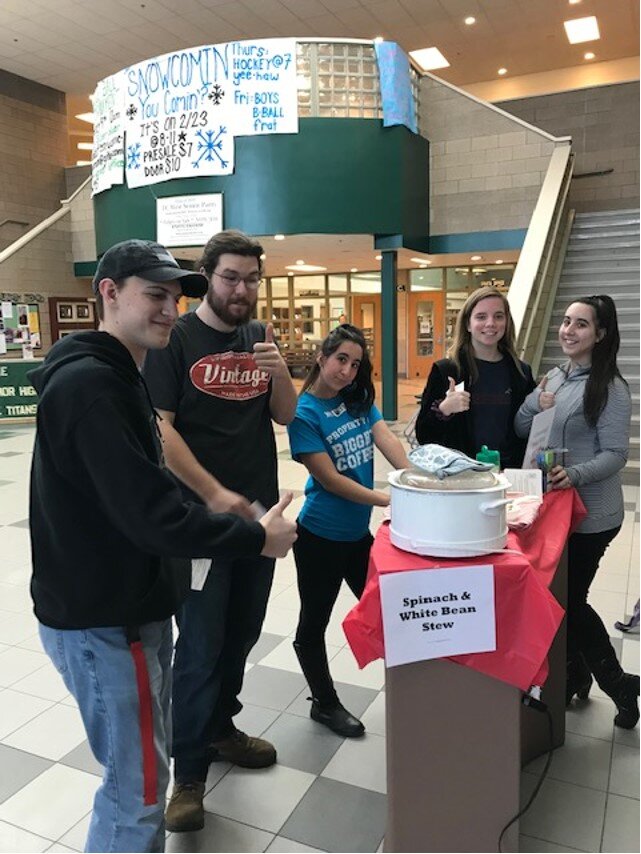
[29,331,265,630]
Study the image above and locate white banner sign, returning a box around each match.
[121,39,298,190]
[91,72,125,196]
[230,39,298,137]
[157,194,223,247]
[379,565,496,668]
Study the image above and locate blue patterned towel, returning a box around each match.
[408,444,494,479]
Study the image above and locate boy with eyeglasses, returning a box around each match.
[144,229,297,832]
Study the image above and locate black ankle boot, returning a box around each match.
[566,656,593,706]
[310,698,365,738]
[590,654,640,729]
[611,674,640,729]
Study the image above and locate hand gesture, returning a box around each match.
[538,375,556,411]
[439,376,471,416]
[260,491,297,558]
[253,323,288,378]
[548,465,571,490]
[206,486,254,521]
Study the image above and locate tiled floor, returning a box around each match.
[0,380,638,853]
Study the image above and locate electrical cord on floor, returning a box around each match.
[497,695,554,853]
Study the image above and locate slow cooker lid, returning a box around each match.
[395,468,500,491]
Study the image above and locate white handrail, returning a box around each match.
[507,143,573,336]
[0,174,92,265]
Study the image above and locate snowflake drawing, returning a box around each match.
[192,127,228,169]
[126,104,138,120]
[207,84,225,105]
[127,142,142,169]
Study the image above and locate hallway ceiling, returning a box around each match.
[1,0,638,97]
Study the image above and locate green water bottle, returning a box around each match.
[476,445,500,472]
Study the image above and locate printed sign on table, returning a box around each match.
[91,73,125,196]
[379,565,496,668]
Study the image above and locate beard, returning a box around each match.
[206,288,256,327]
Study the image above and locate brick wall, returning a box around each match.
[0,70,88,356]
[497,82,639,212]
[420,75,558,236]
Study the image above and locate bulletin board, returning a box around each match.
[0,302,41,354]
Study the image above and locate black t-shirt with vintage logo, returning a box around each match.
[143,312,278,508]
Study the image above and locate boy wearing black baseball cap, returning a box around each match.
[28,240,297,853]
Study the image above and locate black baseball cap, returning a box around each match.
[92,240,208,298]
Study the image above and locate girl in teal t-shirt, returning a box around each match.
[288,324,408,737]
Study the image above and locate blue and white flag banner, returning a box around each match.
[91,72,126,196]
[97,39,299,191]
[374,41,417,134]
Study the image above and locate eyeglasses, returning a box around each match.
[213,271,262,290]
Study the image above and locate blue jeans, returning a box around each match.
[39,621,173,853]
[172,555,274,782]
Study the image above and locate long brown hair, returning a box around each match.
[567,295,627,427]
[302,324,375,415]
[449,286,524,383]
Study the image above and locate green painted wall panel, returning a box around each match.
[94,118,429,254]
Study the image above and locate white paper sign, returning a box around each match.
[124,43,235,189]
[91,72,126,196]
[230,38,299,137]
[522,407,555,470]
[157,194,223,247]
[379,565,496,668]
[1,302,12,319]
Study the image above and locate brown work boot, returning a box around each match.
[165,782,206,832]
[211,729,276,768]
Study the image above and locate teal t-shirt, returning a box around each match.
[287,392,382,541]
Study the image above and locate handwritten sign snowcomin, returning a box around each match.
[379,565,496,667]
[91,38,298,192]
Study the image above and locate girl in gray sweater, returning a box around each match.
[515,294,638,729]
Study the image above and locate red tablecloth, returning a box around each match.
[343,489,586,691]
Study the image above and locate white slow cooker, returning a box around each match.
[387,469,511,558]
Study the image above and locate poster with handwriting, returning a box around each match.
[91,73,125,196]
[122,39,298,190]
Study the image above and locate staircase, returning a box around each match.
[540,209,640,486]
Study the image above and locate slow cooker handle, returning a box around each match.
[479,498,511,516]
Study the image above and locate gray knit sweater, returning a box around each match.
[514,364,631,534]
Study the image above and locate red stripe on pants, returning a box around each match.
[129,640,158,806]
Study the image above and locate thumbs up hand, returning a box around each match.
[260,491,297,558]
[253,322,288,377]
[538,375,556,411]
[439,376,471,416]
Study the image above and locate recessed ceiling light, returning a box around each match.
[285,263,327,272]
[495,259,504,264]
[75,112,95,124]
[287,271,294,276]
[471,255,482,261]
[350,268,358,273]
[375,255,382,260]
[410,257,431,264]
[564,16,600,44]
[569,0,582,4]
[419,264,428,269]
[374,36,384,44]
[75,160,92,166]
[498,67,507,76]
[77,142,94,150]
[584,51,595,60]
[464,16,476,25]
[260,253,266,260]
[274,234,285,240]
[296,259,305,265]
[409,47,450,71]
